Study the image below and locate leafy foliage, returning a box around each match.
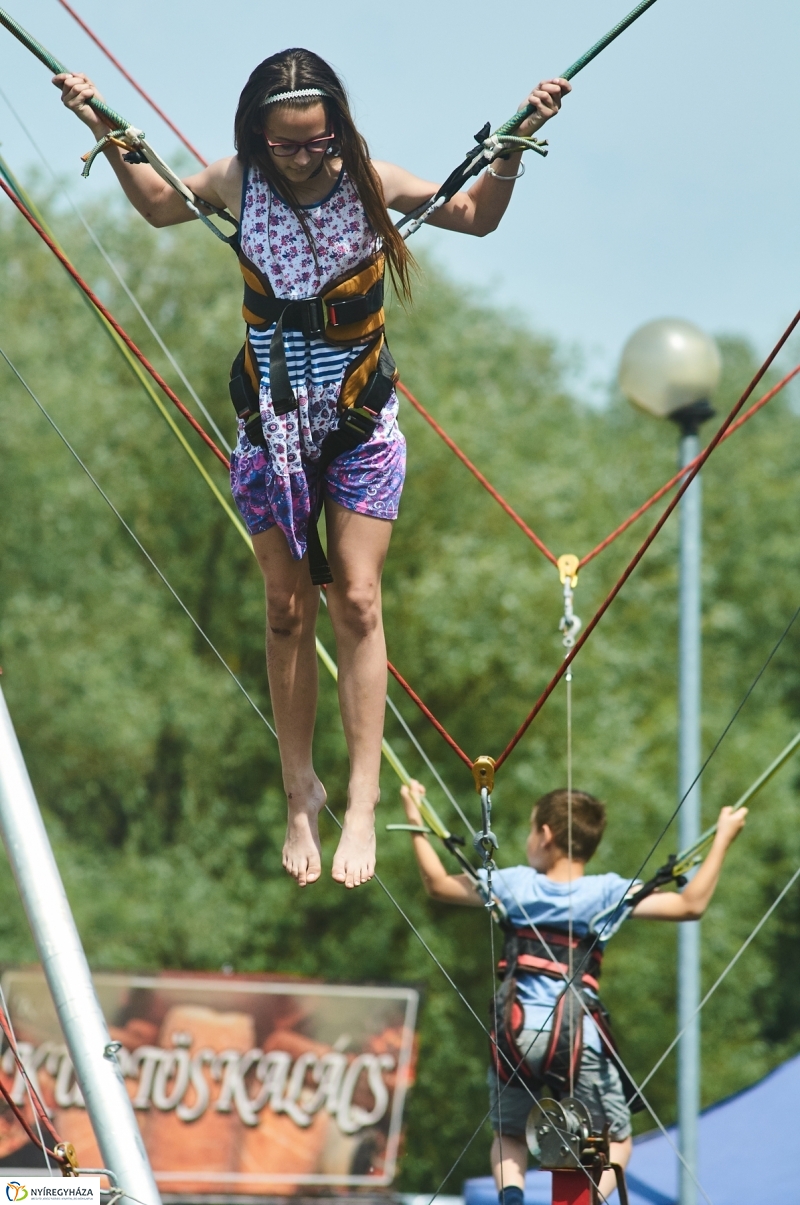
[0,191,799,1188]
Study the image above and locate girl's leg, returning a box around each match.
[323,500,393,888]
[252,526,324,887]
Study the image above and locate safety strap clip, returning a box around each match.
[339,406,378,443]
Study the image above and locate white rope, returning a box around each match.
[635,860,800,1101]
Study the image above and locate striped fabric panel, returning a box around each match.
[249,327,361,391]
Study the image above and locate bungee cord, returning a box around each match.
[492,304,800,771]
[0,174,229,466]
[633,860,800,1103]
[0,164,445,808]
[0,345,545,1095]
[25,0,800,600]
[400,367,800,574]
[3,9,799,790]
[395,0,661,239]
[398,383,559,565]
[0,80,230,450]
[0,345,277,740]
[0,6,236,243]
[0,346,688,1205]
[55,0,208,169]
[4,70,795,981]
[2,20,798,1201]
[0,338,783,1205]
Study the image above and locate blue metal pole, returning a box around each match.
[677,427,702,1205]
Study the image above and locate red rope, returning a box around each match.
[494,308,800,769]
[56,0,209,167]
[0,177,230,470]
[398,382,559,566]
[7,115,797,777]
[0,174,472,769]
[0,1008,66,1160]
[579,363,800,568]
[28,22,800,773]
[387,661,472,767]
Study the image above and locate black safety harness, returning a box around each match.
[227,218,397,585]
[490,923,643,1110]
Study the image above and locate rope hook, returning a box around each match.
[557,553,582,650]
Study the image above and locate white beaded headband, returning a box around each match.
[261,88,329,107]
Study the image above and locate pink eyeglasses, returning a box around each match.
[265,132,336,158]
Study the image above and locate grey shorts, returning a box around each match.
[487,1029,632,1144]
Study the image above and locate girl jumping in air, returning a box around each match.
[55,50,569,890]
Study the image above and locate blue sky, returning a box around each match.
[1,0,798,398]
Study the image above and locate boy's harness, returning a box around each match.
[498,925,603,992]
[490,923,643,1111]
[228,242,398,584]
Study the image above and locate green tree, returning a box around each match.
[0,190,798,1188]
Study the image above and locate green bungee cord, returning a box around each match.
[0,4,236,242]
[0,0,659,241]
[397,0,661,238]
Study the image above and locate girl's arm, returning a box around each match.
[631,807,748,921]
[401,782,484,906]
[53,72,242,226]
[375,78,570,237]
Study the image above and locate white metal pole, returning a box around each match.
[677,427,702,1205]
[0,683,161,1205]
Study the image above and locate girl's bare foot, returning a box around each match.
[283,779,326,887]
[332,801,377,889]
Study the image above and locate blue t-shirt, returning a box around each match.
[478,866,636,1050]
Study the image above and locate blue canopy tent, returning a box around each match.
[463,1052,800,1205]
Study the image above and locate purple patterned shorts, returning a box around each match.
[230,425,406,557]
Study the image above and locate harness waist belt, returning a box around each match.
[241,278,384,335]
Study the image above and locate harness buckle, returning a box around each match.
[339,406,378,443]
[301,298,325,338]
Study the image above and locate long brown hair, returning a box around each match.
[234,48,413,299]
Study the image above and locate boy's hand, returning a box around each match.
[714,805,748,850]
[52,72,108,137]
[515,78,571,137]
[400,780,427,827]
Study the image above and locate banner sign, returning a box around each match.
[0,970,418,1194]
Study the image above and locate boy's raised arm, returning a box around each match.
[632,806,748,921]
[401,782,484,906]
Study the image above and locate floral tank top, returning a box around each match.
[233,163,402,558]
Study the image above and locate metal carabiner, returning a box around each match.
[473,786,499,903]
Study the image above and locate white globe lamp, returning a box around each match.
[618,318,721,430]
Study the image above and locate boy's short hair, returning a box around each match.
[532,789,607,862]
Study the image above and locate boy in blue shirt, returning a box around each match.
[401,780,746,1202]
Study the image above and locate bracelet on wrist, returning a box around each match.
[486,162,525,182]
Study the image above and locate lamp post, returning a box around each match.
[618,319,721,1205]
